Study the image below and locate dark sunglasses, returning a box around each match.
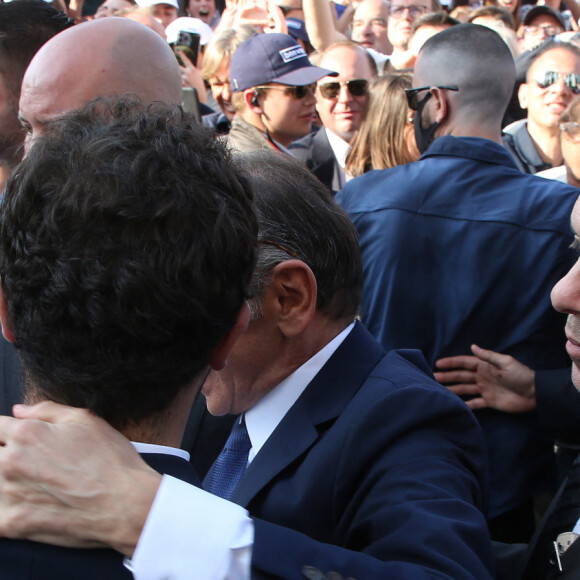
[405,85,459,110]
[317,79,369,99]
[535,71,580,94]
[254,84,315,99]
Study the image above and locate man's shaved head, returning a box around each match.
[19,17,181,145]
[414,23,515,126]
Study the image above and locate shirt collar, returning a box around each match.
[131,441,190,461]
[324,127,351,169]
[244,322,355,462]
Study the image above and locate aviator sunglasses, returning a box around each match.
[317,79,370,100]
[535,71,580,94]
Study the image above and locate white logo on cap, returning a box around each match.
[279,45,306,63]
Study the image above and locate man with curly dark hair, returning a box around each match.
[0,96,257,578]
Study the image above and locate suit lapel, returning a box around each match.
[231,397,317,505]
[230,322,384,507]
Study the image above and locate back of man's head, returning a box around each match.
[0,97,257,430]
[0,0,72,165]
[19,17,182,145]
[415,23,515,126]
[0,0,72,96]
[239,151,363,322]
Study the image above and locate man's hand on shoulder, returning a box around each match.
[0,402,161,557]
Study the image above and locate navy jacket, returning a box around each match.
[230,323,494,579]
[0,452,199,579]
[0,335,21,416]
[336,136,579,518]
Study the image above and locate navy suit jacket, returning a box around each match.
[0,452,199,579]
[0,335,22,416]
[202,322,494,580]
[290,128,343,195]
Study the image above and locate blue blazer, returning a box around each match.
[220,322,494,580]
[0,452,199,579]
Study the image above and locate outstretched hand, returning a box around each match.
[434,345,537,413]
[0,402,161,556]
[176,49,207,104]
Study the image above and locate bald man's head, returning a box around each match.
[414,23,515,127]
[19,17,181,146]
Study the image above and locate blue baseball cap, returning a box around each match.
[286,18,310,44]
[230,33,337,92]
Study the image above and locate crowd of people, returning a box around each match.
[1,0,580,578]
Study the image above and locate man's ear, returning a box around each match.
[518,82,529,110]
[268,259,317,338]
[0,287,15,343]
[209,301,250,370]
[244,88,263,114]
[430,86,449,124]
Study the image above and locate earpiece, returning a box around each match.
[251,90,260,107]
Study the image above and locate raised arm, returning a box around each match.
[302,0,346,51]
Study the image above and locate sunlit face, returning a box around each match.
[188,0,217,25]
[551,198,580,390]
[351,0,391,55]
[315,46,374,143]
[519,48,580,132]
[522,14,563,52]
[387,0,431,51]
[257,82,317,147]
[152,3,178,28]
[208,59,234,120]
[94,0,133,18]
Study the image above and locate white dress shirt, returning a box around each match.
[128,323,355,580]
[324,128,350,190]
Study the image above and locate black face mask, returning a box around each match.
[413,91,439,155]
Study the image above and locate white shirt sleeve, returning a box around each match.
[125,475,254,580]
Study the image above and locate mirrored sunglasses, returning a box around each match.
[535,71,580,94]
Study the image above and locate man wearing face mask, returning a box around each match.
[337,23,580,544]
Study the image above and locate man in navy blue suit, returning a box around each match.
[0,97,257,579]
[0,151,493,580]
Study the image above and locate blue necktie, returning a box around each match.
[205,418,251,499]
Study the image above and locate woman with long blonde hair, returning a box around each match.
[346,73,420,178]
